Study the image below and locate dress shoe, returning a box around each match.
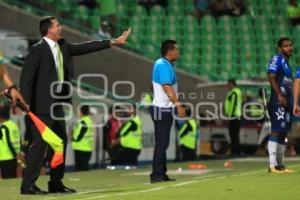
[21,186,48,195]
[163,175,176,182]
[48,182,76,193]
[150,176,165,183]
[150,174,176,183]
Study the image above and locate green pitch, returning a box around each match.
[2,158,300,200]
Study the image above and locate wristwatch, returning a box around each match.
[7,84,18,94]
[110,38,117,46]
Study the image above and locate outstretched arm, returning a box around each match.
[68,28,132,56]
[109,28,131,46]
[268,73,287,107]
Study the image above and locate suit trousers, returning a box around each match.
[21,106,67,189]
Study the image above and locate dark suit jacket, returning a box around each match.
[20,38,110,114]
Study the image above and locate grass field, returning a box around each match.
[2,158,300,200]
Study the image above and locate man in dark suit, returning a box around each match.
[20,16,131,195]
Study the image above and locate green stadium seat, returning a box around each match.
[111,0,300,80]
[144,45,159,59]
[134,5,148,16]
[183,16,199,32]
[201,16,216,29]
[44,0,55,3]
[90,16,100,31]
[151,5,166,16]
[73,6,90,21]
[147,16,163,39]
[116,3,125,16]
[55,0,75,14]
[220,71,230,80]
[167,4,183,15]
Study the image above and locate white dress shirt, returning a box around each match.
[43,37,64,93]
[43,37,60,72]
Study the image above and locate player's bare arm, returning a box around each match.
[268,73,287,107]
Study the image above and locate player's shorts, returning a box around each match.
[268,105,292,133]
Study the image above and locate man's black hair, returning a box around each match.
[80,105,90,116]
[161,40,177,56]
[277,37,291,48]
[39,16,56,37]
[227,78,236,86]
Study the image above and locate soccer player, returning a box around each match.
[267,37,294,173]
[293,67,300,114]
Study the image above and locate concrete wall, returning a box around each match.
[0,2,209,105]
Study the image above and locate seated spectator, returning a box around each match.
[193,0,211,22]
[287,0,300,26]
[138,0,168,15]
[98,20,112,39]
[228,0,244,16]
[211,0,244,17]
[77,0,98,10]
[98,0,118,37]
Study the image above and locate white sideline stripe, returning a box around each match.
[49,164,300,200]
[75,190,108,196]
[73,195,109,200]
[69,187,166,200]
[117,186,166,196]
[44,189,109,200]
[173,181,198,187]
[231,157,300,162]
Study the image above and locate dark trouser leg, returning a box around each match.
[116,146,134,165]
[0,159,17,179]
[181,145,196,161]
[131,149,140,165]
[122,148,140,165]
[229,119,241,155]
[151,111,173,177]
[49,118,67,184]
[74,150,91,171]
[21,116,48,190]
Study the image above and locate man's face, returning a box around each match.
[169,44,180,61]
[279,40,293,58]
[48,19,62,41]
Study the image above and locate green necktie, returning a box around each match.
[55,43,64,82]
